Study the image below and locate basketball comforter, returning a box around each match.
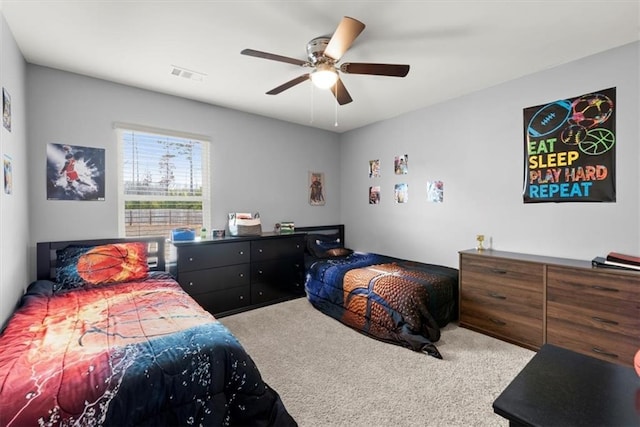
[305,253,458,359]
[0,272,295,426]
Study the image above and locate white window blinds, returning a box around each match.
[116,124,210,239]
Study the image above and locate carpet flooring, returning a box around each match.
[221,297,535,427]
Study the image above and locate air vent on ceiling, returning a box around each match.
[170,65,206,82]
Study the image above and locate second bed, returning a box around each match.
[301,226,459,359]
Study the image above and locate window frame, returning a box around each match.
[115,123,210,238]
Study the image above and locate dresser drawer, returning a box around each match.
[251,236,304,261]
[177,242,250,272]
[461,285,544,321]
[546,318,639,366]
[547,266,640,306]
[251,259,304,284]
[460,255,544,293]
[251,282,292,305]
[179,264,250,295]
[460,288,543,349]
[192,286,250,315]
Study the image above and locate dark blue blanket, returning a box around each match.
[305,252,458,358]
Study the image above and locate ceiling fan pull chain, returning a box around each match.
[334,84,339,127]
[310,83,315,124]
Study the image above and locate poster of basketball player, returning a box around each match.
[523,87,615,203]
[46,143,105,201]
[309,171,325,206]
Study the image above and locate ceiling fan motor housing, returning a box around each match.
[307,37,332,64]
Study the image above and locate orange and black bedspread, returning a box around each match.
[305,253,458,358]
[0,273,295,426]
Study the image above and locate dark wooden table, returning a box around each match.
[493,344,640,426]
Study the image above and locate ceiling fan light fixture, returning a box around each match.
[310,64,338,89]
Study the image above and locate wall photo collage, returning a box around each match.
[368,154,444,205]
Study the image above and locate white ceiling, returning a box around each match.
[2,1,639,133]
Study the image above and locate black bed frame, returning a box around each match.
[35,226,344,281]
[36,236,166,281]
[296,224,344,243]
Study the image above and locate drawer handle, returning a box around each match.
[239,273,244,278]
[591,316,618,325]
[258,270,263,274]
[259,291,263,296]
[259,249,263,253]
[189,257,194,262]
[489,317,506,326]
[591,285,619,293]
[490,269,507,275]
[188,282,194,286]
[488,292,506,300]
[239,251,244,255]
[239,295,244,300]
[591,347,618,359]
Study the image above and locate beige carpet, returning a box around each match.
[221,298,535,427]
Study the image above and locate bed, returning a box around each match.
[0,237,296,427]
[298,225,459,359]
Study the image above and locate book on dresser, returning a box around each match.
[606,251,640,267]
[592,256,640,271]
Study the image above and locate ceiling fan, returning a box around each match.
[241,16,410,105]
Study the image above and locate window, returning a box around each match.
[116,124,210,243]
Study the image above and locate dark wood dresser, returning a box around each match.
[459,249,640,367]
[173,233,305,316]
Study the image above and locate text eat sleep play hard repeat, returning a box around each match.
[527,137,607,198]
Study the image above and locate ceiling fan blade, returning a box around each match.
[241,48,309,67]
[340,63,410,77]
[266,74,310,95]
[323,16,366,61]
[331,77,353,105]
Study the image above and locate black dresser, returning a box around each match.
[172,233,306,316]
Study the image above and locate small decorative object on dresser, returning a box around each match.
[228,212,262,236]
[459,248,640,367]
[280,221,295,234]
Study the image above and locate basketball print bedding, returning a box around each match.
[305,248,458,359]
[0,238,296,427]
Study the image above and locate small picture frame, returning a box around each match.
[3,88,11,132]
[309,171,325,206]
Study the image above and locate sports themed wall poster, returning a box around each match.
[47,143,105,201]
[523,87,615,203]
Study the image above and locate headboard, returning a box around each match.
[295,224,345,244]
[36,236,166,281]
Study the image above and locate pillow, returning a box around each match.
[306,233,352,259]
[324,247,354,258]
[55,242,149,292]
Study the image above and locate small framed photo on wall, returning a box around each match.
[3,88,11,132]
[309,171,325,206]
[394,154,408,175]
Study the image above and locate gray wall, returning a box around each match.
[340,42,640,268]
[0,13,28,327]
[26,66,341,269]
